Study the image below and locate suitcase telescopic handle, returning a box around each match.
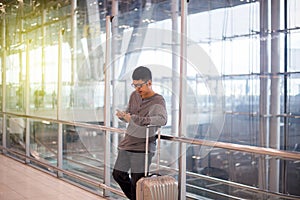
[145,125,161,176]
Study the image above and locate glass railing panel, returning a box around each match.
[185,143,300,200]
[62,125,105,182]
[109,131,125,193]
[30,120,58,168]
[6,116,26,156]
[151,135,179,177]
[186,147,256,199]
[284,158,300,196]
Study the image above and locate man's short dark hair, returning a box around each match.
[132,66,152,81]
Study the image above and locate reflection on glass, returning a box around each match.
[30,120,57,167]
[63,125,105,181]
[6,117,26,154]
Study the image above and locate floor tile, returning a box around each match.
[0,154,108,200]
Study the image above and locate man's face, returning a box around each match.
[131,79,152,98]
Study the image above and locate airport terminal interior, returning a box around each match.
[0,0,300,199]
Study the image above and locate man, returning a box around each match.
[112,66,168,200]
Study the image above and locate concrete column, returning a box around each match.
[258,0,270,191]
[269,0,281,193]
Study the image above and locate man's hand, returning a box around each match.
[116,110,131,123]
[122,112,131,122]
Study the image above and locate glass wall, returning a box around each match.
[0,0,108,193]
[1,0,300,199]
[1,0,105,119]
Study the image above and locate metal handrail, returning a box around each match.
[2,112,125,134]
[160,135,300,161]
[2,111,300,161]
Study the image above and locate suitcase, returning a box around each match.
[136,126,178,200]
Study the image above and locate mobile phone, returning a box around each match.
[116,109,125,120]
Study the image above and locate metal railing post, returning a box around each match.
[103,15,112,197]
[57,28,64,178]
[178,0,188,199]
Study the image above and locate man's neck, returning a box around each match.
[142,90,155,99]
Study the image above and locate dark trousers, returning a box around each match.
[112,150,154,200]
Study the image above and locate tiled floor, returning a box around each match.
[0,154,107,200]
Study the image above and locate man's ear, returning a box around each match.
[148,80,152,86]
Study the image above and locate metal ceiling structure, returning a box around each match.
[0,0,257,49]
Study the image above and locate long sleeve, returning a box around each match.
[118,92,168,152]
